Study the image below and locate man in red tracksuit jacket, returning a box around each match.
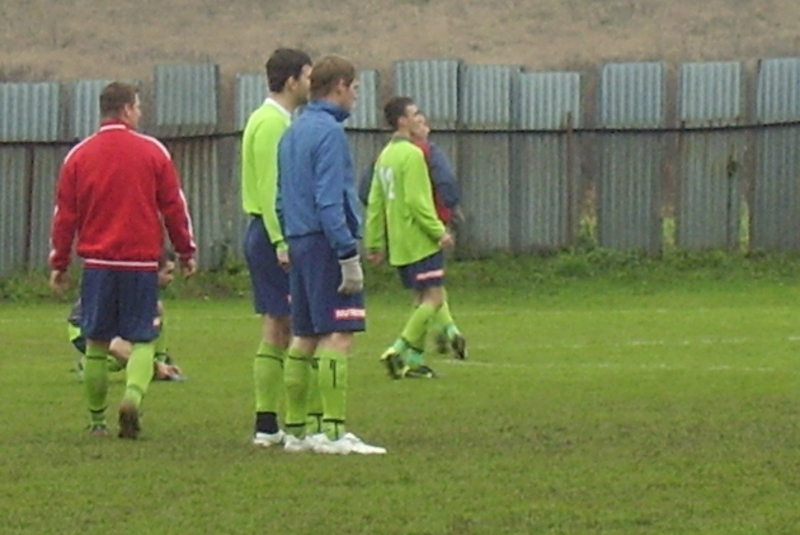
[49,81,197,439]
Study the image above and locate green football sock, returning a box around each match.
[84,344,109,425]
[123,342,155,408]
[106,356,125,373]
[435,300,461,339]
[306,357,323,436]
[401,303,438,349]
[317,348,348,441]
[284,347,313,438]
[254,341,285,414]
[406,348,425,368]
[390,337,410,354]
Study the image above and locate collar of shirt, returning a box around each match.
[306,99,350,123]
[264,97,291,120]
[98,118,131,132]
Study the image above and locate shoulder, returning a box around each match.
[247,105,287,131]
[130,131,172,160]
[63,133,98,165]
[401,140,426,160]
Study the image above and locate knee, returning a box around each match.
[108,337,132,360]
[320,332,353,353]
[421,286,445,308]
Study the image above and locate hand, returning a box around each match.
[367,251,385,265]
[439,232,455,250]
[154,362,184,381]
[337,254,364,295]
[277,249,290,272]
[49,270,68,295]
[180,257,197,279]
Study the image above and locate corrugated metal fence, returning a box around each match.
[3,57,800,275]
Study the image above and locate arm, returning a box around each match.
[406,152,446,242]
[364,164,387,255]
[156,155,197,266]
[314,129,359,258]
[428,143,460,209]
[49,160,79,273]
[252,121,288,252]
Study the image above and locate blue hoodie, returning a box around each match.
[277,100,362,259]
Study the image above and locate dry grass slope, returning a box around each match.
[2,0,800,82]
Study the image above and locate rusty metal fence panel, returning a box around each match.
[458,65,521,255]
[71,80,109,140]
[0,82,62,275]
[0,148,30,275]
[752,57,800,251]
[677,62,744,250]
[393,59,461,130]
[597,62,666,253]
[512,71,582,251]
[154,64,219,137]
[29,147,68,269]
[0,82,62,141]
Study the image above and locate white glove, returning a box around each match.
[338,254,364,295]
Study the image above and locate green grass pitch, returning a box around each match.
[2,271,800,534]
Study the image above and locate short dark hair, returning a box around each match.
[266,48,312,92]
[310,55,356,99]
[384,96,414,130]
[99,82,137,118]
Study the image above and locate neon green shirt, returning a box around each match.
[365,136,446,266]
[241,98,291,251]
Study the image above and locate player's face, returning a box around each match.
[401,104,423,134]
[291,64,313,106]
[337,77,359,112]
[410,112,430,139]
[123,94,142,129]
[158,260,175,288]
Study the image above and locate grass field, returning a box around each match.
[2,258,800,534]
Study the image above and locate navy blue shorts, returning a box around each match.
[80,268,159,342]
[288,234,366,337]
[244,216,291,316]
[398,251,446,290]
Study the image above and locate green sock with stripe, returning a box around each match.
[123,342,155,407]
[435,299,461,340]
[306,357,324,436]
[317,348,348,441]
[84,343,109,426]
[401,303,438,351]
[254,341,285,433]
[283,347,313,438]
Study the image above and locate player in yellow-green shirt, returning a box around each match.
[241,48,314,446]
[365,96,459,379]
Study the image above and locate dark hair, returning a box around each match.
[384,96,415,130]
[99,82,137,118]
[266,48,313,92]
[159,248,176,269]
[310,55,356,99]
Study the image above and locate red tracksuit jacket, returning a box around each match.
[49,120,196,272]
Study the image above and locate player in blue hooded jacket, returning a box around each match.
[276,55,385,455]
